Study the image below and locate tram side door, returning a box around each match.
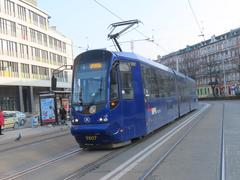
[118,61,146,138]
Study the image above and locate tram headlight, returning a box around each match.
[103,117,108,122]
[104,115,108,122]
[98,115,108,123]
[72,119,79,124]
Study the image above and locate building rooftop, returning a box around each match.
[161,27,240,59]
[21,0,37,6]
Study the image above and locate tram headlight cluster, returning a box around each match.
[72,119,79,124]
[98,115,108,123]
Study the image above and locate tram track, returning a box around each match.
[0,104,209,180]
[0,148,82,180]
[65,104,210,180]
[0,131,69,153]
[99,103,210,180]
[63,131,156,180]
[139,104,210,180]
[220,104,225,180]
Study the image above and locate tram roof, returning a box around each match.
[113,51,173,73]
[113,51,195,81]
[76,49,194,81]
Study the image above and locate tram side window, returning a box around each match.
[150,68,159,98]
[119,62,134,99]
[156,70,170,97]
[110,64,119,100]
[167,73,176,96]
[141,65,168,98]
[140,65,153,98]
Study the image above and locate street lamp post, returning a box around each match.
[222,57,227,96]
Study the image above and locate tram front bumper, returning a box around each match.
[71,123,124,145]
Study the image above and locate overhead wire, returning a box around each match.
[187,0,205,40]
[93,0,167,52]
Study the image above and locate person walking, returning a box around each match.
[59,106,67,125]
[0,106,4,135]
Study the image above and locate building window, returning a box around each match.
[17,5,26,21]
[32,12,38,26]
[64,71,68,82]
[49,36,53,48]
[20,63,30,78]
[41,50,48,63]
[57,55,63,65]
[0,39,7,55]
[62,42,66,53]
[4,0,15,17]
[49,52,57,65]
[63,57,67,65]
[39,16,46,29]
[19,44,29,59]
[43,34,48,46]
[29,10,46,29]
[0,60,18,77]
[0,18,16,36]
[6,40,17,57]
[30,47,40,61]
[0,18,8,34]
[31,65,49,80]
[0,39,17,57]
[35,48,40,61]
[31,65,38,79]
[30,28,36,42]
[19,24,27,40]
[37,31,43,45]
[9,20,16,36]
[48,35,66,52]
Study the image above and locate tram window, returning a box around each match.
[119,62,134,99]
[140,64,151,98]
[110,64,119,100]
[150,68,159,98]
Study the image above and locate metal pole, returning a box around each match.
[176,58,179,72]
[222,58,227,96]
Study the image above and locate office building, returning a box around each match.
[0,0,73,112]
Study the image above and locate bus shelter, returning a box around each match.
[39,90,71,125]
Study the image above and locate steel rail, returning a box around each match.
[64,135,149,180]
[63,107,203,180]
[220,104,225,180]
[0,148,82,180]
[100,104,210,180]
[140,105,209,179]
[0,131,69,153]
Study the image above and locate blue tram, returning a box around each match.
[70,49,198,148]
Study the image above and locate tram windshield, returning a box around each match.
[72,51,111,111]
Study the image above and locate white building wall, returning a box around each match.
[0,0,73,112]
[0,0,73,88]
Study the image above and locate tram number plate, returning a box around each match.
[85,136,97,141]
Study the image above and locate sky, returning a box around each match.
[38,0,240,59]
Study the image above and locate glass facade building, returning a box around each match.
[0,0,73,112]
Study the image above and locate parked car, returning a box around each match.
[15,111,26,125]
[31,113,40,127]
[3,111,19,129]
[3,111,26,126]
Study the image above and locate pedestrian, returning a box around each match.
[59,106,66,125]
[0,106,4,135]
